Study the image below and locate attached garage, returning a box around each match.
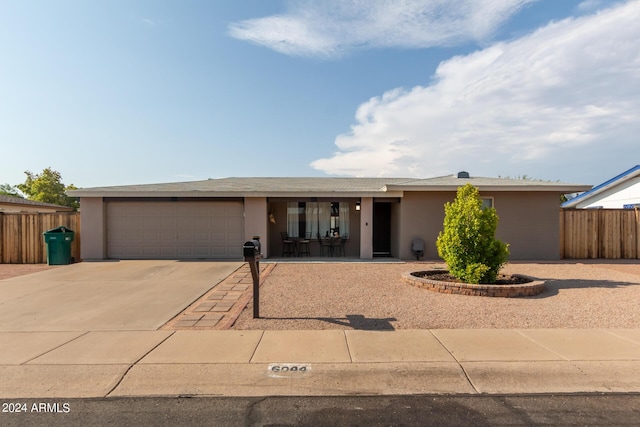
[106,200,244,259]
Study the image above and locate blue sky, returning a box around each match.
[1,0,638,188]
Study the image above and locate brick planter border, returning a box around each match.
[401,270,545,298]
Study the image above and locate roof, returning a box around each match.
[0,195,74,211]
[562,165,640,208]
[68,175,590,198]
[384,175,589,192]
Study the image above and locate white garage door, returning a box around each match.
[107,201,244,259]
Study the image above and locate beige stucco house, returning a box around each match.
[68,173,590,261]
[0,195,74,213]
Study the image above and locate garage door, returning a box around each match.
[107,201,244,259]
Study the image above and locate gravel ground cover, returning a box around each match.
[232,261,640,330]
[0,264,55,280]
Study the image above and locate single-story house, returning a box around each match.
[68,173,590,261]
[0,195,74,213]
[562,165,640,209]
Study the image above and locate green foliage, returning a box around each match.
[436,184,509,284]
[0,183,23,197]
[16,168,79,210]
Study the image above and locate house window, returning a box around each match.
[287,202,349,238]
[481,197,494,209]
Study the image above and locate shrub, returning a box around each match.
[436,184,509,284]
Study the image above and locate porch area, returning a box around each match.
[266,199,362,258]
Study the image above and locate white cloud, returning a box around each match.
[577,0,608,12]
[311,1,640,180]
[228,0,536,58]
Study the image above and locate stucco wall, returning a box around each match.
[244,197,268,258]
[398,191,562,260]
[79,197,106,260]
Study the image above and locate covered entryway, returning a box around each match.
[106,200,244,259]
[373,202,392,257]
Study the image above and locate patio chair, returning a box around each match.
[298,232,311,257]
[318,233,332,257]
[336,234,348,257]
[281,232,295,257]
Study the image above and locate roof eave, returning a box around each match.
[386,184,592,192]
[69,190,403,198]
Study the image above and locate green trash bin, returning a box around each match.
[43,226,75,265]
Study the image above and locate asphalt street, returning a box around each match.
[2,394,640,426]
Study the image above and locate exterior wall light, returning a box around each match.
[355,202,361,211]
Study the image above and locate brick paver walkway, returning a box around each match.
[161,262,275,330]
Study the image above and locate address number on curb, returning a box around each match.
[268,364,311,377]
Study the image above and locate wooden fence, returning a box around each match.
[0,212,81,264]
[560,209,640,259]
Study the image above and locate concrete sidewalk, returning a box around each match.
[1,328,639,398]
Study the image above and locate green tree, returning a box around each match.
[0,183,23,197]
[436,183,509,284]
[16,168,79,210]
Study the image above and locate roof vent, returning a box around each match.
[457,171,470,179]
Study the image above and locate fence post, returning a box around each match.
[636,207,640,260]
[559,210,564,258]
[0,212,3,263]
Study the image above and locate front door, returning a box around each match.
[373,202,391,257]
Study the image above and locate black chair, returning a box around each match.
[337,234,348,257]
[298,232,311,257]
[281,232,295,257]
[318,233,332,257]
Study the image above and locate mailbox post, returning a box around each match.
[243,237,262,318]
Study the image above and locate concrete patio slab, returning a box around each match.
[27,331,173,365]
[251,330,351,363]
[463,361,640,394]
[431,329,562,362]
[345,330,456,362]
[0,261,242,332]
[0,365,129,398]
[0,331,85,364]
[139,330,263,364]
[519,329,640,360]
[110,362,474,397]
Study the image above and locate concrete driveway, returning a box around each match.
[0,261,242,331]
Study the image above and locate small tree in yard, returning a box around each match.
[436,184,509,284]
[16,168,79,210]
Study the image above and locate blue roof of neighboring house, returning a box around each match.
[562,165,640,208]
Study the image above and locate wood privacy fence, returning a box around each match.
[0,212,81,264]
[560,209,640,259]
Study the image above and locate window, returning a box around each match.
[287,202,349,238]
[481,197,494,209]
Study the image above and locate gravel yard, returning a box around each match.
[0,264,55,280]
[232,261,640,330]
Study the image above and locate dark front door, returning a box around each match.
[373,202,391,257]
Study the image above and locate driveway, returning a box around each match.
[0,261,242,331]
